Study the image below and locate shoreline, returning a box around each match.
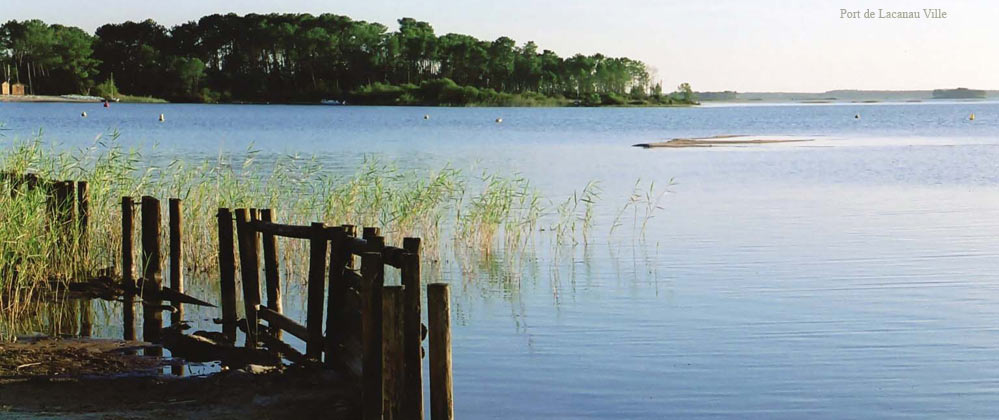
[0,95,101,103]
[1,94,699,108]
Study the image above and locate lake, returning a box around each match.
[2,100,999,418]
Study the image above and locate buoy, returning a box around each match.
[970,113,975,121]
[854,114,860,119]
[159,114,165,122]
[81,111,87,118]
[495,118,503,123]
[424,114,430,120]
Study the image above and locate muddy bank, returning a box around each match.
[0,337,356,419]
[634,134,814,148]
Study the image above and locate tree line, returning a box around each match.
[1,13,696,105]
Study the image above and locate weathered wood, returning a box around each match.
[57,181,74,220]
[344,269,363,290]
[169,198,184,325]
[428,283,453,420]
[140,196,163,349]
[234,208,261,348]
[121,197,136,341]
[158,286,215,308]
[343,225,357,269]
[48,181,74,239]
[325,226,347,368]
[382,285,406,420]
[77,181,88,254]
[260,209,282,341]
[345,237,369,255]
[257,327,307,364]
[402,237,423,419]
[79,299,92,337]
[381,246,408,268]
[362,226,380,239]
[256,305,308,342]
[361,251,385,420]
[217,208,237,343]
[250,219,312,239]
[306,222,328,359]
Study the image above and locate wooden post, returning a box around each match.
[306,222,328,359]
[361,250,385,420]
[140,196,163,348]
[325,226,347,368]
[217,208,237,343]
[169,198,183,325]
[77,181,88,256]
[121,197,136,341]
[234,208,261,348]
[428,283,453,420]
[260,209,282,338]
[382,285,406,420]
[402,237,424,419]
[79,299,92,337]
[49,181,73,241]
[343,225,357,269]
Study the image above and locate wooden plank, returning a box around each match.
[402,237,423,419]
[344,269,363,290]
[121,197,136,341]
[256,305,308,341]
[381,246,407,268]
[382,285,406,420]
[325,226,347,368]
[361,250,385,420]
[342,225,357,269]
[306,222,328,359]
[140,196,163,350]
[250,219,312,239]
[428,283,453,420]
[234,208,261,348]
[260,209,282,341]
[217,208,237,343]
[169,198,184,325]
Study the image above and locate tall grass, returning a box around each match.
[0,134,671,339]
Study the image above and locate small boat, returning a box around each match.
[320,99,345,105]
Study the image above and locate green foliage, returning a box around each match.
[0,20,99,94]
[92,78,118,99]
[1,13,685,104]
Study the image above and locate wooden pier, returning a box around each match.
[0,173,456,418]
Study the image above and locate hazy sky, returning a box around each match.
[5,0,997,92]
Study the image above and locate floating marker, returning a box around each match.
[81,111,87,118]
[159,114,165,122]
[970,113,975,121]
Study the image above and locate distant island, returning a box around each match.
[0,15,697,107]
[931,88,986,99]
[697,88,997,103]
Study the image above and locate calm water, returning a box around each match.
[3,101,999,418]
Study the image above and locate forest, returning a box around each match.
[0,13,696,105]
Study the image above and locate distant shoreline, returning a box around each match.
[0,95,100,103]
[1,94,699,108]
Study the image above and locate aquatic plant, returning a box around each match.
[0,134,672,338]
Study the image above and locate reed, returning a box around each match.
[0,134,672,337]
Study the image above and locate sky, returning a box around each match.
[5,0,998,92]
